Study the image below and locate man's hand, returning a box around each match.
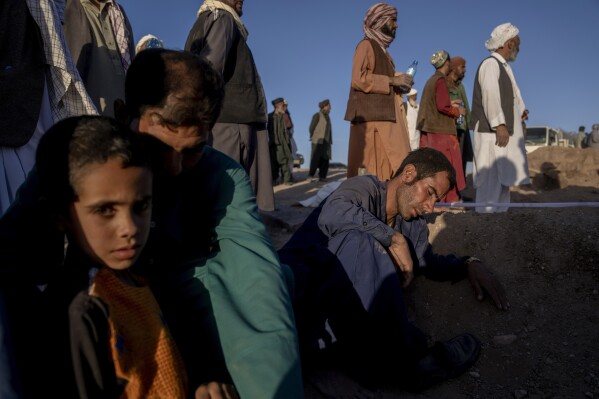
[389,232,414,287]
[390,73,413,90]
[521,109,529,121]
[466,260,509,310]
[195,382,239,399]
[495,124,510,147]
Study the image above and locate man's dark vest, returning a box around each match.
[185,11,266,125]
[344,39,395,123]
[416,71,456,135]
[471,56,514,135]
[0,0,45,147]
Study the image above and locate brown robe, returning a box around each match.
[346,40,411,181]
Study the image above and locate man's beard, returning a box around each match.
[381,25,396,40]
[507,47,519,62]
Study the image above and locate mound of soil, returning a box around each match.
[262,148,599,398]
[527,146,599,191]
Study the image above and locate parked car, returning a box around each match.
[525,126,572,153]
[293,153,304,168]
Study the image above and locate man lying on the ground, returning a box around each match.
[279,147,508,391]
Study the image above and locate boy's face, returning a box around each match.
[66,158,153,270]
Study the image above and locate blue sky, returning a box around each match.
[120,0,599,164]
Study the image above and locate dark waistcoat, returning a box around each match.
[185,12,266,125]
[0,0,45,147]
[417,71,457,135]
[344,39,395,123]
[471,56,514,135]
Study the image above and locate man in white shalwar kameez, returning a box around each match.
[471,23,530,213]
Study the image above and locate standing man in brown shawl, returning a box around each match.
[185,0,275,211]
[344,3,413,181]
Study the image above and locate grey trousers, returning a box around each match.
[210,123,275,211]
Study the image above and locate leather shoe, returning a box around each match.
[406,333,481,391]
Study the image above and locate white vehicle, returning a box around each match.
[524,126,571,153]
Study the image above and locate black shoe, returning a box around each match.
[406,333,481,392]
[318,177,328,182]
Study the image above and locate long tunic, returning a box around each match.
[404,101,420,150]
[185,9,274,211]
[448,82,474,167]
[63,0,134,117]
[419,77,465,202]
[472,53,530,209]
[308,111,332,178]
[270,112,293,183]
[346,41,411,181]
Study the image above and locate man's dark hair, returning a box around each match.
[396,148,457,190]
[36,115,149,215]
[125,48,225,128]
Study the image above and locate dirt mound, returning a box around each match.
[405,206,599,398]
[527,147,599,190]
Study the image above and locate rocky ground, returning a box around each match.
[261,147,599,399]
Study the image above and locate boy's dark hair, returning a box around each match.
[125,48,225,129]
[36,115,149,215]
[396,148,457,190]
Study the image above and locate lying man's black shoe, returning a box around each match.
[405,333,481,392]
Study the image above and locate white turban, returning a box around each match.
[485,23,519,51]
[135,34,164,54]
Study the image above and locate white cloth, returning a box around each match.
[472,53,530,212]
[198,0,248,40]
[485,23,519,51]
[299,180,344,208]
[405,101,420,150]
[136,34,163,54]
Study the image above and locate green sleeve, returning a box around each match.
[195,161,303,398]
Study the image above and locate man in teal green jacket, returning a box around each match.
[0,49,302,399]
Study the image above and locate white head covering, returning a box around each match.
[407,88,417,96]
[135,34,164,54]
[485,23,519,51]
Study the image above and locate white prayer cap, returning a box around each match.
[135,34,164,54]
[485,23,519,51]
[407,88,417,96]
